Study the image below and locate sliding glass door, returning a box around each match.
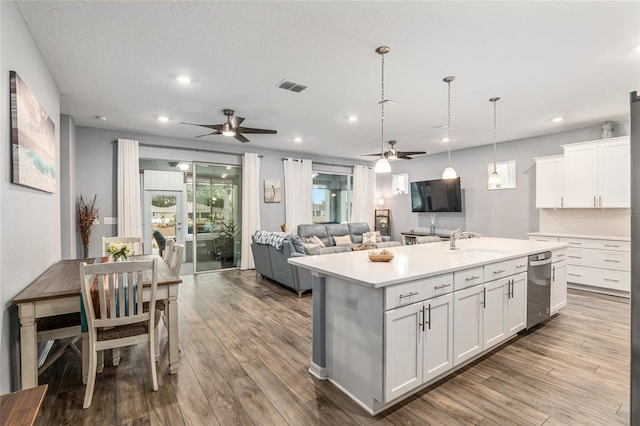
[188,163,242,273]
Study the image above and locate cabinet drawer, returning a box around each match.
[552,249,567,263]
[566,248,630,271]
[559,237,630,252]
[453,267,484,291]
[484,257,528,281]
[566,265,630,292]
[385,273,453,310]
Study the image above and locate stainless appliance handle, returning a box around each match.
[529,258,552,266]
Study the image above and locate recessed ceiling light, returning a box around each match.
[176,74,192,84]
[634,46,640,53]
[441,137,450,143]
[294,136,303,143]
[177,163,189,171]
[347,115,358,122]
[157,116,169,123]
[551,116,564,123]
[96,115,107,121]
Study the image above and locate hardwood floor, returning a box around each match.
[35,270,630,425]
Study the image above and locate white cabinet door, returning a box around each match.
[453,286,483,367]
[483,279,508,350]
[422,293,453,383]
[384,302,423,401]
[598,138,630,208]
[550,261,567,314]
[506,272,527,336]
[563,144,598,207]
[535,156,564,208]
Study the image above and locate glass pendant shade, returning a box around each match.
[488,170,502,186]
[375,157,391,173]
[442,166,458,180]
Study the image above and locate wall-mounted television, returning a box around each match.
[410,177,462,212]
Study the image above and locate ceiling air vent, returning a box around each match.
[276,79,308,93]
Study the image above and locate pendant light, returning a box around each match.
[441,76,457,179]
[488,97,503,187]
[374,46,391,174]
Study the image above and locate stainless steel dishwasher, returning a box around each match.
[527,251,552,329]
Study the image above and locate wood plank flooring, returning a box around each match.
[34,270,630,425]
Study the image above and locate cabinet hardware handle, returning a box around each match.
[604,244,621,248]
[482,287,487,308]
[427,304,431,330]
[561,196,563,208]
[568,273,581,277]
[434,283,451,290]
[552,266,555,282]
[419,306,424,331]
[557,253,566,257]
[599,196,602,207]
[399,292,419,299]
[511,280,514,298]
[568,242,582,245]
[604,278,620,282]
[593,196,596,207]
[568,256,582,259]
[516,265,526,269]
[465,276,480,281]
[493,269,506,274]
[604,259,620,263]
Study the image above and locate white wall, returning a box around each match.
[0,0,61,392]
[379,123,629,242]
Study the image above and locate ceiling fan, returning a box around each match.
[181,108,277,143]
[363,140,426,160]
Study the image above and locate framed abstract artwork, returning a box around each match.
[9,71,56,193]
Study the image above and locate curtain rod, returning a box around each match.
[138,142,263,157]
[282,157,371,168]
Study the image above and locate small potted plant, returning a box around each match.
[76,194,99,258]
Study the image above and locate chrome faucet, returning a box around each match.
[449,228,482,250]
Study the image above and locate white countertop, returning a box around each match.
[288,237,568,288]
[528,232,630,242]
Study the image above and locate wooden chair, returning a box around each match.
[162,238,175,262]
[79,259,159,409]
[101,236,143,257]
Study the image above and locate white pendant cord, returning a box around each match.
[447,78,452,166]
[492,98,497,173]
[380,51,385,158]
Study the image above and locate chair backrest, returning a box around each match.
[79,259,158,333]
[169,244,184,275]
[163,239,175,262]
[102,236,144,256]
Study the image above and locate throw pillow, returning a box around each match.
[373,230,383,242]
[302,243,322,255]
[309,235,326,247]
[333,235,352,246]
[362,231,378,246]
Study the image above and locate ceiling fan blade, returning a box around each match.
[362,152,387,157]
[231,116,245,127]
[194,131,221,138]
[234,133,250,143]
[398,151,426,156]
[397,154,414,160]
[180,122,224,131]
[236,126,277,135]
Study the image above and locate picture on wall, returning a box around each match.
[9,71,56,193]
[264,179,281,203]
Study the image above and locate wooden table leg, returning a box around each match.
[167,285,179,374]
[18,303,38,390]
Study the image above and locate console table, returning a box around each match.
[401,231,450,245]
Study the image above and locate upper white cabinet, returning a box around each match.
[534,155,564,208]
[562,136,630,208]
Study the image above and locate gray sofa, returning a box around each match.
[297,222,399,249]
[251,231,349,297]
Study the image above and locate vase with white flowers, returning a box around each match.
[106,241,132,261]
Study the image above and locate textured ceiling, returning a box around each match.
[16,1,640,161]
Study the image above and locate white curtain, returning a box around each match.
[283,158,313,233]
[351,165,375,227]
[117,139,142,239]
[241,153,261,270]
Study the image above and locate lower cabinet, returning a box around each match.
[384,293,453,402]
[453,273,526,367]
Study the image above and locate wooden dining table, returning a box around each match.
[12,255,182,390]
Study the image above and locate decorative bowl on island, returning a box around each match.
[368,249,394,262]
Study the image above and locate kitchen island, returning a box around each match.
[289,237,568,415]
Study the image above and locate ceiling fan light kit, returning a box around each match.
[375,46,392,174]
[441,76,458,180]
[488,97,503,188]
